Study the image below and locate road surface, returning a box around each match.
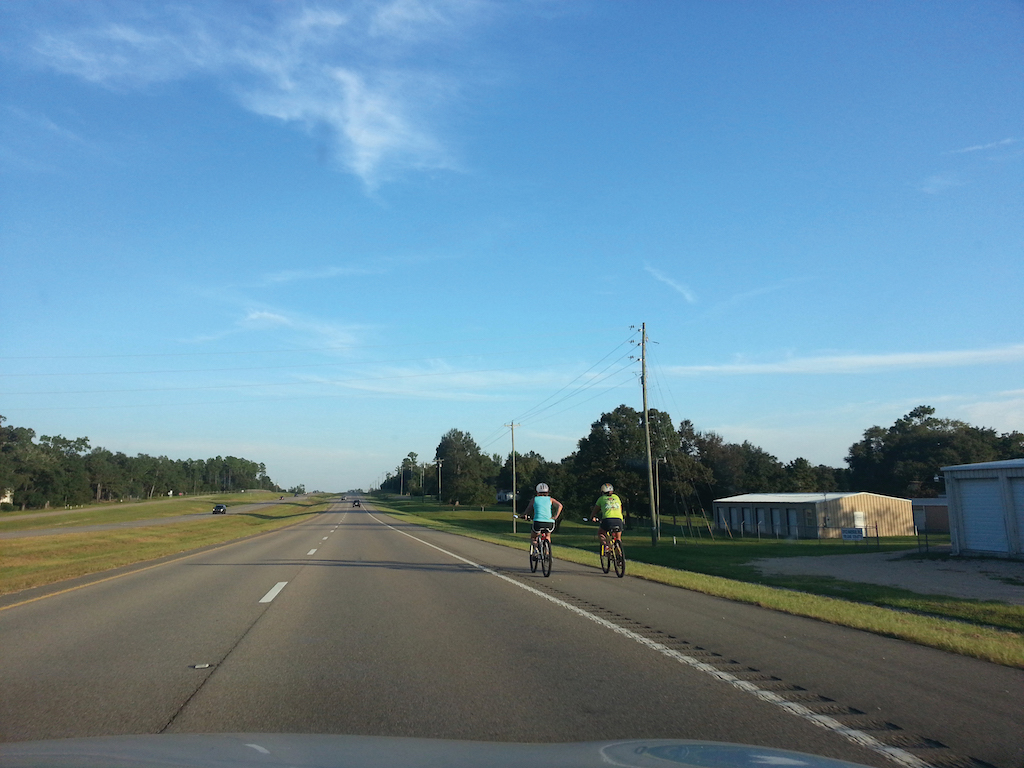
[1,499,1020,768]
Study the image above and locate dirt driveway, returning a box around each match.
[751,549,1024,605]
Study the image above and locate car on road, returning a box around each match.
[212,504,227,515]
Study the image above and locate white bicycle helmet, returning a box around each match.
[535,483,549,493]
[601,483,614,493]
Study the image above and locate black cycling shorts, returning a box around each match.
[599,518,623,533]
[532,520,555,533]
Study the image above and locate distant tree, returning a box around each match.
[435,429,492,505]
[499,450,567,515]
[846,405,1024,497]
[690,431,786,508]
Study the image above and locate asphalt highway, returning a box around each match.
[1,499,1020,768]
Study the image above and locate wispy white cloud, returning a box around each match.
[948,137,1019,154]
[919,174,959,195]
[260,264,384,285]
[0,104,110,172]
[959,393,1024,433]
[25,1,491,188]
[644,263,696,303]
[667,344,1024,376]
[187,306,365,349]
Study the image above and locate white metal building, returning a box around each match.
[942,459,1024,558]
[712,492,913,539]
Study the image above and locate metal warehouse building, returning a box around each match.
[712,492,913,539]
[942,459,1024,559]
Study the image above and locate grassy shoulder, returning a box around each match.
[0,495,333,597]
[371,497,1024,669]
[0,491,284,533]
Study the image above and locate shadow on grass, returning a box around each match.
[754,573,1024,632]
[378,499,1024,633]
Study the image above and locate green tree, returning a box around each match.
[435,429,493,505]
[565,405,671,522]
[847,405,1024,497]
[690,430,786,508]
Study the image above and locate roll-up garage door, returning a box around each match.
[960,479,1008,554]
[1011,478,1024,553]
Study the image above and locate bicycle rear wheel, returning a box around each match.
[600,541,611,573]
[541,538,552,577]
[612,540,625,578]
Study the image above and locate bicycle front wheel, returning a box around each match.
[600,542,611,573]
[529,543,538,573]
[613,540,625,578]
[541,539,552,577]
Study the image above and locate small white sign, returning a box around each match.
[841,528,865,540]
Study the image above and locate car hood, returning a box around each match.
[0,734,874,768]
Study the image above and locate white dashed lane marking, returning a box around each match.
[258,582,288,604]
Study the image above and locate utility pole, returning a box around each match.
[506,422,520,533]
[435,458,443,506]
[640,322,659,545]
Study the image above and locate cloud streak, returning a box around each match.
[260,264,384,285]
[644,263,696,303]
[948,138,1019,154]
[667,344,1024,376]
[26,1,488,188]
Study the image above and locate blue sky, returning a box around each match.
[2,0,1022,493]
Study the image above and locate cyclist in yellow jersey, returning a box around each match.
[592,483,624,551]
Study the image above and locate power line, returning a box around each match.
[511,331,638,424]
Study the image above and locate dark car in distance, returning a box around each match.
[212,504,227,515]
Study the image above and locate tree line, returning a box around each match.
[380,404,1024,520]
[0,415,282,511]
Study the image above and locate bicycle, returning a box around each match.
[599,532,625,578]
[529,527,553,577]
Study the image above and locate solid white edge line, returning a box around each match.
[365,512,931,768]
[259,581,288,603]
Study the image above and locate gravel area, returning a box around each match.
[751,549,1024,605]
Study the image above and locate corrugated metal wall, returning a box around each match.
[712,493,913,539]
[946,464,1024,557]
[829,494,914,538]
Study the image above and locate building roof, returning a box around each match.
[941,458,1024,472]
[714,492,866,504]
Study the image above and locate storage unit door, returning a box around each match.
[959,479,1009,554]
[1012,478,1024,553]
[786,508,798,537]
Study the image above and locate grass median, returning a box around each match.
[1,495,333,597]
[0,491,284,533]
[371,497,1024,669]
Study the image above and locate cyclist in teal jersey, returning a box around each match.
[526,483,563,549]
